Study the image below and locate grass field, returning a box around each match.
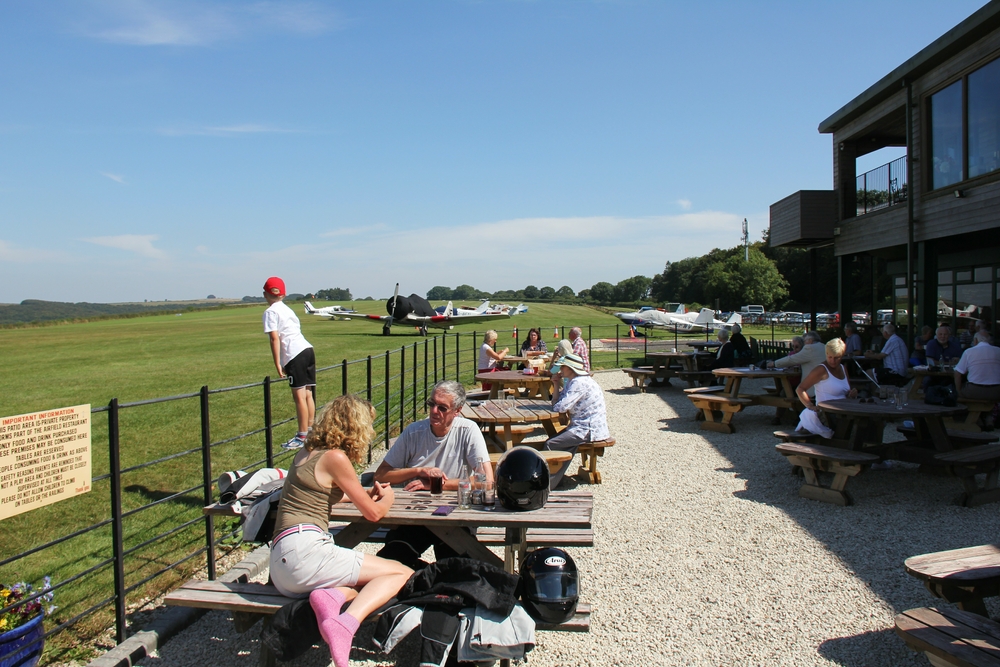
[0,301,794,663]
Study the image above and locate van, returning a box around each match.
[741,305,764,315]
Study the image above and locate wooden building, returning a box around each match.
[770,0,1000,337]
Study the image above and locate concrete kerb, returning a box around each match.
[85,545,272,667]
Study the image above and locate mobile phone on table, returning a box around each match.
[432,505,455,516]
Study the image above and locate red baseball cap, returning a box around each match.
[263,277,286,297]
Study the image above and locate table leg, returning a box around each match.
[489,384,499,399]
[502,423,513,450]
[924,417,954,453]
[427,525,505,570]
[333,522,379,548]
[504,527,527,575]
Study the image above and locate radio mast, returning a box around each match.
[742,218,749,261]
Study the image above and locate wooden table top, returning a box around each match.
[475,370,550,383]
[688,341,722,350]
[911,367,956,378]
[713,367,797,379]
[904,543,1000,584]
[818,398,964,418]
[646,351,704,359]
[462,398,560,424]
[327,489,592,530]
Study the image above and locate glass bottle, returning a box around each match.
[457,463,472,509]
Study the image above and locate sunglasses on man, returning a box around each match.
[425,400,455,413]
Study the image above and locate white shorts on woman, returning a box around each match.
[269,527,365,598]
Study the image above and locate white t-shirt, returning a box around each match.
[955,343,1000,386]
[382,417,489,480]
[263,301,312,368]
[478,343,497,371]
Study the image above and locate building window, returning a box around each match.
[969,57,1000,179]
[930,80,964,190]
[928,55,1000,190]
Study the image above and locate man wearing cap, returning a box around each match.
[545,353,609,489]
[262,277,316,450]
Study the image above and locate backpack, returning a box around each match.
[925,385,957,407]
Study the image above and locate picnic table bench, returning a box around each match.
[895,606,1000,667]
[934,444,1000,507]
[774,442,879,506]
[624,367,656,392]
[904,543,1000,617]
[686,392,753,434]
[946,398,998,433]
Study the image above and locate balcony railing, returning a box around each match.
[856,155,907,216]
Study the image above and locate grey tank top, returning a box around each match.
[274,451,344,533]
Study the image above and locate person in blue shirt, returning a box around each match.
[925,325,963,366]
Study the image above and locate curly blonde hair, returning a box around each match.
[305,395,376,464]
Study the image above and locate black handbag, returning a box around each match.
[925,385,957,407]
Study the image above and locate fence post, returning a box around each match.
[455,333,460,382]
[384,351,390,449]
[515,327,519,351]
[433,336,439,384]
[561,326,565,340]
[400,345,406,434]
[366,356,372,403]
[644,333,648,358]
[615,324,619,367]
[263,377,274,468]
[588,325,592,366]
[442,334,446,383]
[107,398,127,644]
[412,342,417,422]
[199,385,216,581]
[342,360,348,396]
[423,340,428,408]
[473,331,477,378]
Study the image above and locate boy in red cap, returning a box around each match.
[262,277,315,449]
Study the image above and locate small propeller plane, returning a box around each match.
[303,301,358,320]
[623,306,742,333]
[352,284,512,336]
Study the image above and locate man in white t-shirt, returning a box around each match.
[374,380,492,567]
[954,331,1000,429]
[262,277,315,450]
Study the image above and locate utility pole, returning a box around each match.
[742,218,749,261]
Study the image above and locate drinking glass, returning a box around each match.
[482,480,496,510]
[895,390,904,410]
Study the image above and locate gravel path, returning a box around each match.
[138,371,1000,666]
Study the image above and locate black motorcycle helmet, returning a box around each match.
[520,548,579,624]
[495,447,549,511]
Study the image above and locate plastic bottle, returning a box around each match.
[457,464,472,509]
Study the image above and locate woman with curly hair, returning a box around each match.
[269,395,412,667]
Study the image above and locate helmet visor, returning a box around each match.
[530,571,578,599]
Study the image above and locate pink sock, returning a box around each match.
[317,612,359,667]
[309,588,347,624]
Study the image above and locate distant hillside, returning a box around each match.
[0,299,248,325]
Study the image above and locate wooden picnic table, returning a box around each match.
[817,398,964,465]
[475,370,552,400]
[713,367,800,411]
[905,543,1000,617]
[645,351,714,386]
[461,398,561,451]
[909,367,955,399]
[687,340,722,351]
[327,489,593,574]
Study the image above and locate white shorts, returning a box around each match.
[269,526,365,598]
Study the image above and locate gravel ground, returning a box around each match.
[137,371,1000,667]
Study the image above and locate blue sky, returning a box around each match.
[0,0,987,303]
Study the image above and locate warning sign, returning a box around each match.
[0,405,91,521]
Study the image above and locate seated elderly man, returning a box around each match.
[729,324,751,360]
[865,323,909,386]
[710,329,737,371]
[767,331,826,394]
[912,325,933,366]
[925,325,963,367]
[544,353,609,489]
[373,380,492,567]
[843,322,864,357]
[954,330,1000,429]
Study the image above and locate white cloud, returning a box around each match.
[677,199,692,210]
[76,0,340,46]
[320,224,387,238]
[101,171,126,184]
[82,234,168,259]
[195,245,209,254]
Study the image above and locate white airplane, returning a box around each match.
[615,305,682,327]
[303,301,358,320]
[631,307,742,333]
[350,284,512,336]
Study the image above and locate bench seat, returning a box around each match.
[773,430,820,444]
[934,444,1000,507]
[686,393,752,434]
[895,606,1000,667]
[576,438,615,484]
[946,398,998,433]
[676,370,715,387]
[897,424,998,447]
[623,368,656,392]
[775,442,879,506]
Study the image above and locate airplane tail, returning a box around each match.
[694,308,716,325]
[304,301,316,313]
[511,304,524,316]
[444,301,454,317]
[726,312,742,325]
[675,303,686,314]
[475,301,490,314]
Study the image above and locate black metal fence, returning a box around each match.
[0,323,793,664]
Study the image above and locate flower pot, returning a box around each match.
[0,614,43,667]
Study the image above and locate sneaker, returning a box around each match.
[282,435,306,451]
[870,460,894,471]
